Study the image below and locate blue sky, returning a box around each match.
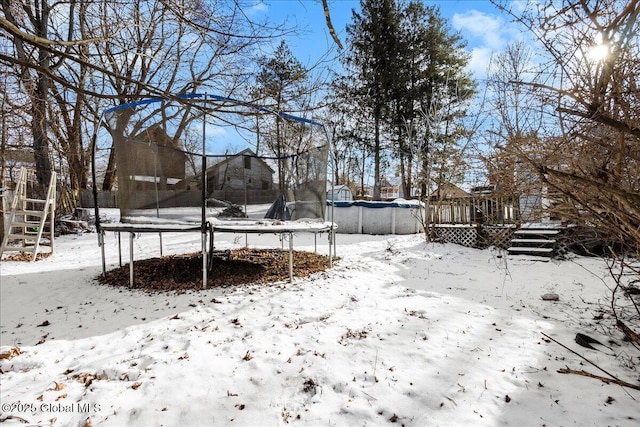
[206,1,527,179]
[248,0,526,81]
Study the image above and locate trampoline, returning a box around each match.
[91,94,336,288]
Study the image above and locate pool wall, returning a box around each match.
[326,201,424,234]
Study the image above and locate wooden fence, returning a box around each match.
[427,195,520,225]
[80,190,118,208]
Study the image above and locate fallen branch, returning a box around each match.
[617,320,640,347]
[557,368,640,391]
[542,332,623,381]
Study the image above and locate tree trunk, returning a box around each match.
[31,5,53,190]
[102,147,117,191]
[32,73,52,190]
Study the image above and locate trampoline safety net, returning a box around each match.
[103,95,328,223]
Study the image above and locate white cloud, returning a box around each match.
[467,46,494,81]
[452,10,508,51]
[451,9,525,80]
[245,0,268,17]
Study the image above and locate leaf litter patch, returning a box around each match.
[96,248,333,293]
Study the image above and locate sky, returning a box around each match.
[93,1,529,186]
[247,0,526,81]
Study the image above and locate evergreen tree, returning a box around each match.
[396,2,475,199]
[344,0,400,200]
[340,0,474,200]
[253,41,310,191]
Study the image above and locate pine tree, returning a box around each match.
[340,0,474,200]
[344,0,400,200]
[253,41,310,191]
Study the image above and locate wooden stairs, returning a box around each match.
[0,167,57,261]
[507,227,560,257]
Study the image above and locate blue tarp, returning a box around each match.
[328,200,421,209]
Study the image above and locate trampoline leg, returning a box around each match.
[328,228,333,269]
[129,232,134,288]
[333,227,337,258]
[159,232,163,256]
[289,232,293,282]
[314,233,317,253]
[99,231,106,276]
[202,231,207,289]
[118,232,122,267]
[208,228,215,273]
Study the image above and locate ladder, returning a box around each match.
[0,167,57,261]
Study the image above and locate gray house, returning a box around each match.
[207,148,274,191]
[204,149,277,205]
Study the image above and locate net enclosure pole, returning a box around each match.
[289,231,294,282]
[129,232,134,288]
[100,231,106,275]
[90,120,107,276]
[202,94,208,289]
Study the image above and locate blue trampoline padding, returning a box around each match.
[328,200,420,209]
[104,93,324,127]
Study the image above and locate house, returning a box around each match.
[429,183,469,200]
[206,148,274,192]
[327,184,353,201]
[380,176,401,200]
[380,176,421,200]
[120,124,188,191]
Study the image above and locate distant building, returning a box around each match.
[380,176,420,200]
[327,184,353,201]
[207,148,274,192]
[429,183,470,200]
[123,124,188,191]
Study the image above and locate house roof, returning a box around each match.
[327,184,352,193]
[208,148,275,173]
[429,183,469,199]
[383,176,403,187]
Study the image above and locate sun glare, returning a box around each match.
[587,43,610,62]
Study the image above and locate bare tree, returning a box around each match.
[491,0,640,349]
[1,0,290,197]
[491,0,640,246]
[1,0,64,187]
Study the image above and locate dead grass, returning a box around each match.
[96,248,333,293]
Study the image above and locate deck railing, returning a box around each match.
[427,195,521,225]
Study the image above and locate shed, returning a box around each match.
[327,184,353,201]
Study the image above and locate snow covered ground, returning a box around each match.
[1,211,639,426]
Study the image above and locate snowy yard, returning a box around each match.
[1,216,639,426]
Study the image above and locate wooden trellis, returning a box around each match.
[430,225,516,249]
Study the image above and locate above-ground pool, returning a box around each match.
[326,200,424,234]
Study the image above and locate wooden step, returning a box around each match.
[514,229,560,236]
[1,246,37,253]
[14,209,47,217]
[7,234,51,247]
[8,231,52,239]
[9,222,42,228]
[8,233,39,240]
[507,246,554,255]
[511,238,557,244]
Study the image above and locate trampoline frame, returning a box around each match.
[91,94,337,289]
